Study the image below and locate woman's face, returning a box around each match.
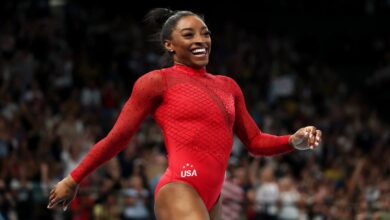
[165,15,211,69]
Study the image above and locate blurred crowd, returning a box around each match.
[1,1,390,220]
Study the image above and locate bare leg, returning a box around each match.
[155,182,210,220]
[209,195,222,220]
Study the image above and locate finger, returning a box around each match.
[310,141,318,149]
[49,188,57,199]
[310,129,317,149]
[47,200,55,209]
[307,133,315,146]
[48,198,58,209]
[312,130,322,149]
[62,200,69,211]
[48,195,63,208]
[316,130,322,140]
[311,133,317,145]
[310,138,315,149]
[311,127,319,142]
[48,198,65,209]
[310,127,317,136]
[303,130,309,138]
[306,126,316,134]
[314,131,321,146]
[50,188,55,196]
[64,198,73,211]
[302,127,312,143]
[49,192,56,201]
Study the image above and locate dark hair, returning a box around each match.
[144,8,205,66]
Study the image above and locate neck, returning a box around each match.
[174,61,205,70]
[172,63,206,76]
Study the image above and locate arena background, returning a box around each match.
[1,0,390,219]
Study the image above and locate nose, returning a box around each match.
[193,33,208,44]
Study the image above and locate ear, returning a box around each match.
[164,40,174,53]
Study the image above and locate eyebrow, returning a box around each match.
[179,26,208,33]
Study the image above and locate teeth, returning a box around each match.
[192,48,206,53]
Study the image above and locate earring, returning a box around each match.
[168,49,175,54]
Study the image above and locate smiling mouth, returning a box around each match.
[191,48,208,57]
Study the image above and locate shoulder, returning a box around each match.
[138,69,164,80]
[209,73,232,82]
[212,74,241,91]
[132,69,166,95]
[135,69,164,86]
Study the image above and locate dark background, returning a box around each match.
[2,0,389,119]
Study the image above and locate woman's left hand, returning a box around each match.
[289,126,322,150]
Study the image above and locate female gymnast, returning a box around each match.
[47,8,322,220]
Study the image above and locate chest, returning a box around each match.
[158,76,235,126]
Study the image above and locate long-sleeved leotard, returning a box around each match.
[70,64,295,211]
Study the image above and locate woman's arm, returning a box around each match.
[71,70,164,183]
[230,78,321,156]
[48,70,164,210]
[230,78,294,156]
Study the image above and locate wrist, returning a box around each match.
[288,135,294,147]
[65,175,78,188]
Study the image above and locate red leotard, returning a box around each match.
[70,64,294,211]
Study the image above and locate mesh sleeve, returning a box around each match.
[230,78,294,156]
[70,70,164,183]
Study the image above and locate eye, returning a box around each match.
[203,31,211,37]
[182,32,194,38]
